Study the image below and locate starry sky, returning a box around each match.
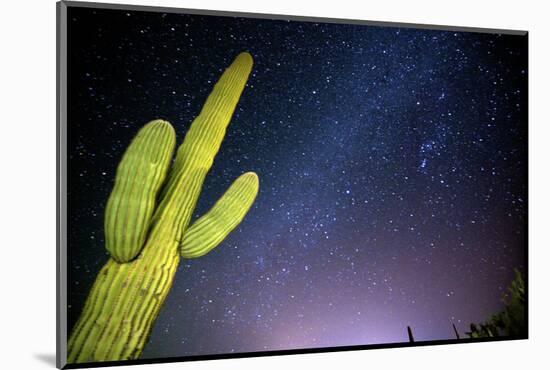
[66,6,527,360]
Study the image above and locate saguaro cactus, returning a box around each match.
[67,52,259,363]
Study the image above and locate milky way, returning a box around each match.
[66,6,527,359]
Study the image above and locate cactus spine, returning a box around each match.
[67,52,258,363]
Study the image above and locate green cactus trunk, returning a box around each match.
[67,232,180,362]
[67,52,259,363]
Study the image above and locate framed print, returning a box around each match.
[57,1,528,368]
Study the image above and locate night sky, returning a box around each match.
[67,6,527,359]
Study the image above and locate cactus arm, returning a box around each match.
[153,52,254,243]
[104,119,176,262]
[180,171,259,258]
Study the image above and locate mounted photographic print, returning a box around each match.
[57,1,528,368]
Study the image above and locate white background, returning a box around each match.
[1,0,548,368]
